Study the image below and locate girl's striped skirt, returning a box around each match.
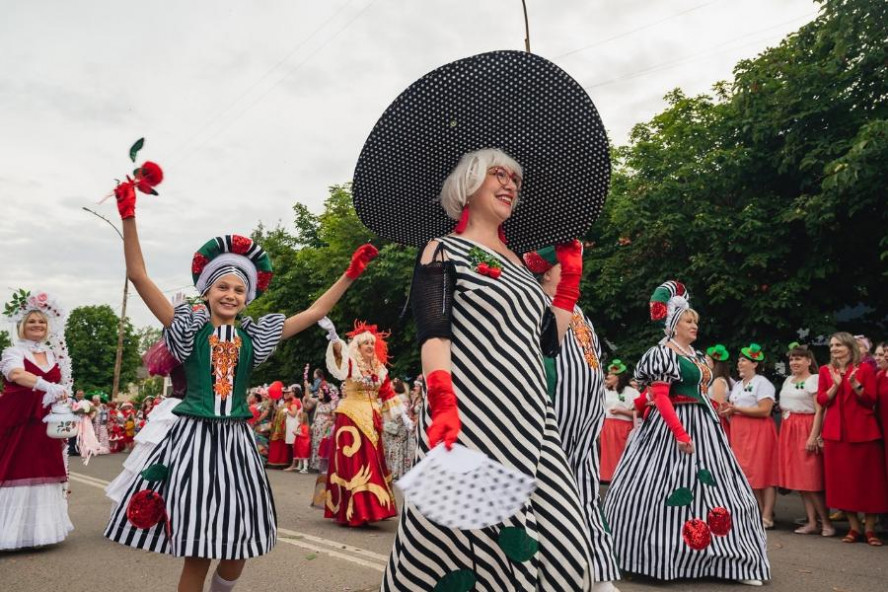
[604,404,770,581]
[104,416,276,559]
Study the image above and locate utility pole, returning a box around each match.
[521,0,531,52]
[82,207,128,400]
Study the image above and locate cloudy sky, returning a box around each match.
[0,0,819,330]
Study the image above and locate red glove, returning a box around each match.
[552,240,582,312]
[345,244,379,279]
[115,180,137,220]
[425,370,461,450]
[651,382,691,444]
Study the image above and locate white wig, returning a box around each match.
[439,148,523,220]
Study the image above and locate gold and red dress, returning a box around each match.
[324,345,402,526]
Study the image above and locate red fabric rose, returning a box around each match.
[650,301,668,321]
[682,518,712,550]
[477,262,490,275]
[707,507,732,536]
[488,267,502,279]
[137,161,163,186]
[231,235,252,255]
[192,253,210,275]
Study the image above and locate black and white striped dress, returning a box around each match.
[383,236,594,591]
[604,345,770,581]
[551,305,620,583]
[104,304,284,559]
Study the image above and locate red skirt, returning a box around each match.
[0,382,67,487]
[823,439,888,513]
[777,413,823,492]
[600,418,633,482]
[729,415,779,489]
[293,436,311,460]
[324,414,397,526]
[267,438,292,467]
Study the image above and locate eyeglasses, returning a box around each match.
[488,166,522,191]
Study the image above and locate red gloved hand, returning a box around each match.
[115,180,137,220]
[425,370,461,450]
[345,244,379,279]
[650,382,691,444]
[552,240,582,312]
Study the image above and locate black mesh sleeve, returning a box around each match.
[411,244,456,346]
[540,308,561,358]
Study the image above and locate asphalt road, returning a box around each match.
[1,454,886,591]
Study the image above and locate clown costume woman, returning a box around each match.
[101,155,378,592]
[320,319,411,526]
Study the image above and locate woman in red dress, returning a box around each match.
[876,343,888,483]
[322,320,407,526]
[817,332,888,546]
[0,290,74,550]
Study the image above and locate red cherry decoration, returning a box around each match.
[707,507,733,536]
[682,518,712,550]
[488,267,502,279]
[477,262,490,275]
[127,489,167,529]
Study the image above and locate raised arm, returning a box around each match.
[550,240,583,342]
[121,217,175,327]
[280,244,378,340]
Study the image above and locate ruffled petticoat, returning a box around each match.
[105,398,181,506]
[0,483,73,550]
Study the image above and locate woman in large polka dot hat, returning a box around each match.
[371,50,610,591]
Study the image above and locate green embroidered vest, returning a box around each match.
[173,322,255,419]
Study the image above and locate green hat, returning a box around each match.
[522,246,558,274]
[607,359,627,375]
[706,344,730,362]
[740,343,766,363]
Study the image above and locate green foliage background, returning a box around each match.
[66,305,140,393]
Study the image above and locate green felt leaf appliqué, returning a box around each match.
[129,137,145,162]
[697,468,716,486]
[666,487,694,507]
[140,464,169,482]
[433,569,476,592]
[498,527,539,562]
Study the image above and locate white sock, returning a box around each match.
[210,571,237,592]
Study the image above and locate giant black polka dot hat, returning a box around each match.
[352,50,611,254]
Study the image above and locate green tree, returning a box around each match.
[66,305,140,393]
[584,0,888,365]
[247,185,419,385]
[0,330,10,354]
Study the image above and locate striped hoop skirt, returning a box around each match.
[104,416,276,559]
[604,404,770,581]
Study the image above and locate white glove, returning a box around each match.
[317,317,339,342]
[34,377,67,407]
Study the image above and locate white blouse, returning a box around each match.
[729,374,776,408]
[604,387,639,422]
[0,341,56,380]
[778,374,818,414]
